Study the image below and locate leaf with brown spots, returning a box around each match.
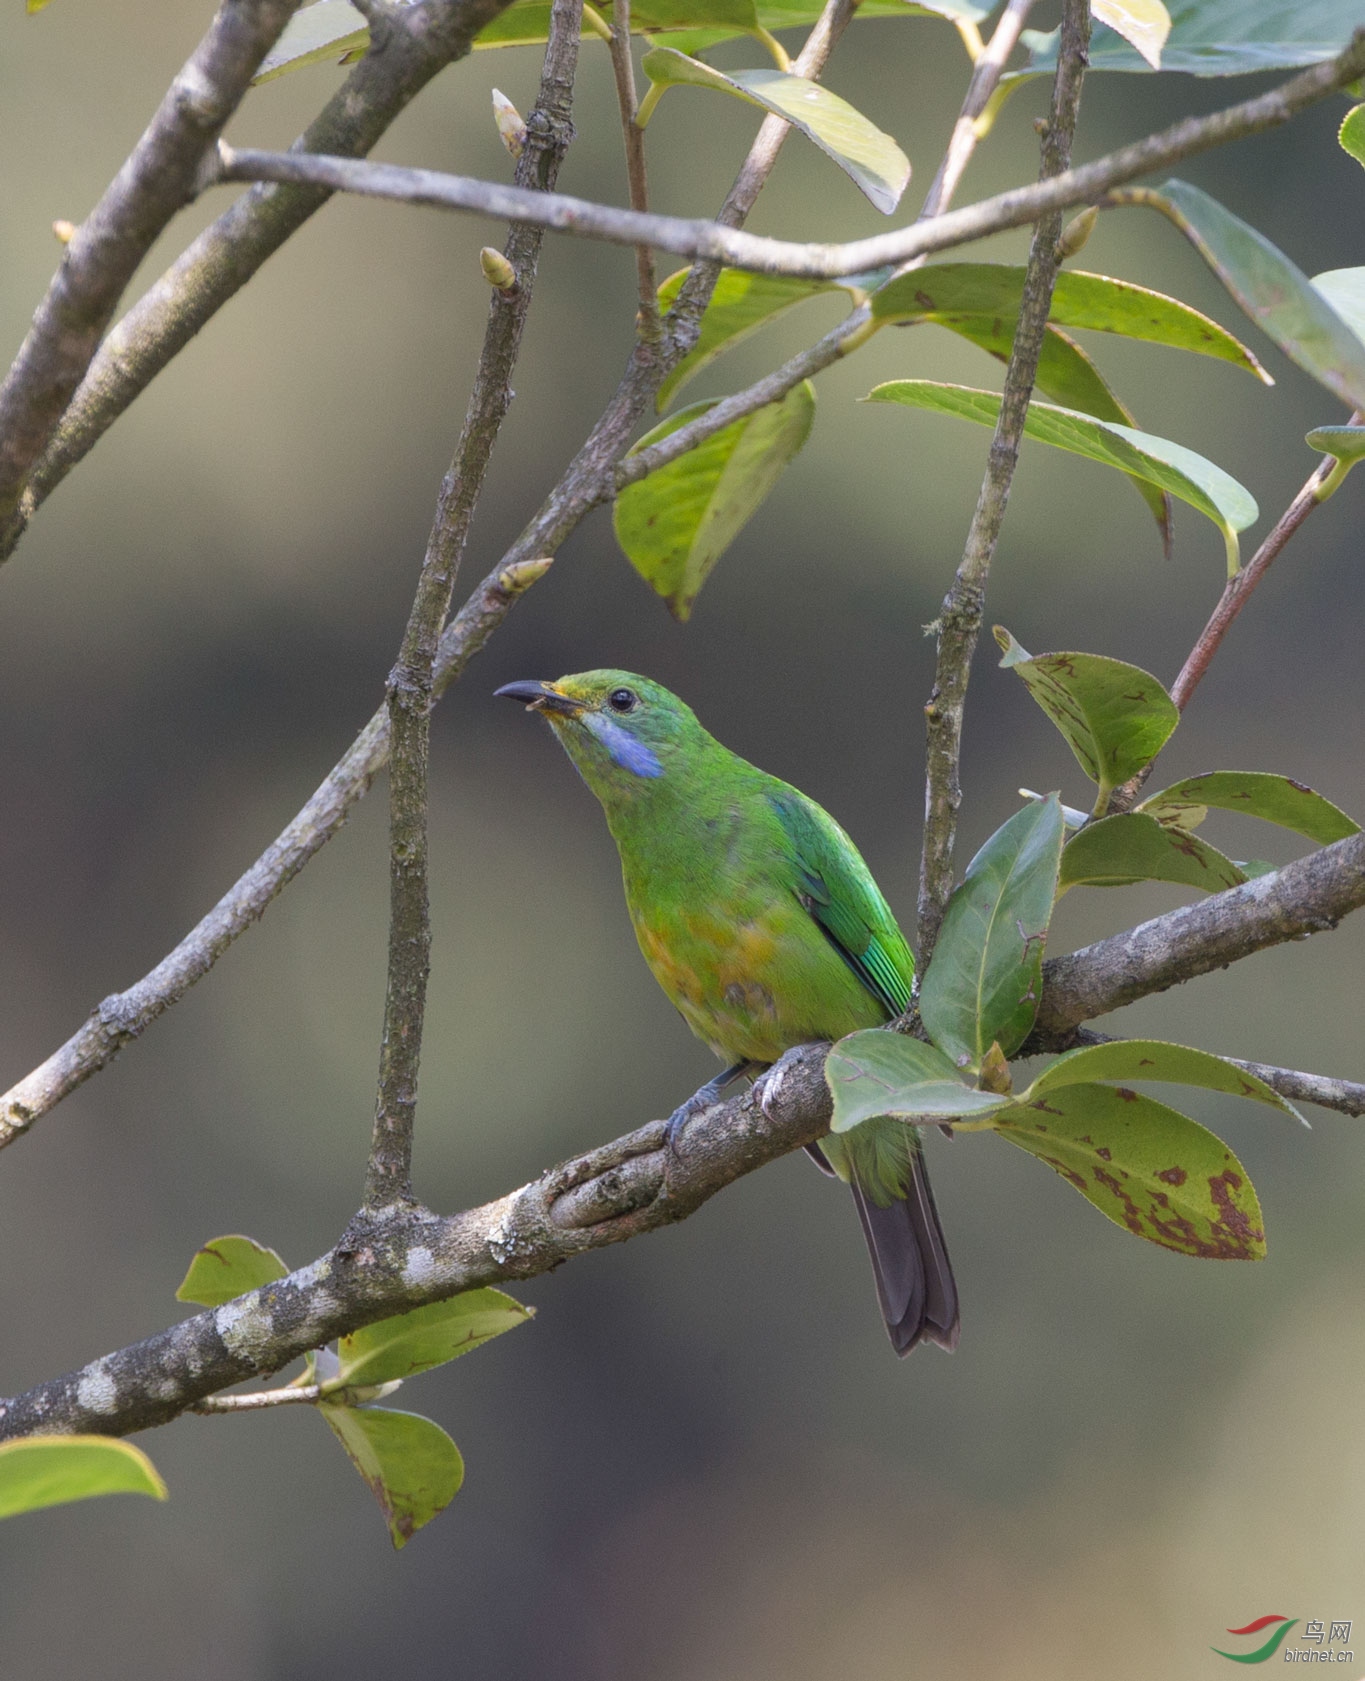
[996,629,1179,810]
[995,1083,1266,1259]
[1139,771,1360,847]
[320,1405,464,1550]
[1059,811,1245,894]
[1023,1037,1304,1123]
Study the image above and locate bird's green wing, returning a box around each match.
[768,787,914,1017]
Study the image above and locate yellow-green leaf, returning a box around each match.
[1023,1037,1303,1122]
[640,48,910,213]
[826,1032,1009,1132]
[0,1437,167,1520]
[334,1289,533,1389]
[655,269,849,411]
[996,1084,1266,1259]
[1340,103,1365,168]
[1059,812,1244,893]
[615,381,815,620]
[1139,771,1360,845]
[1090,0,1171,69]
[320,1406,463,1549]
[175,1234,289,1307]
[869,380,1257,573]
[995,628,1179,804]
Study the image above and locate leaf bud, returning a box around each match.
[480,247,518,292]
[1057,206,1099,260]
[491,88,528,160]
[497,556,554,594]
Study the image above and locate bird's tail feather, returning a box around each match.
[849,1151,959,1356]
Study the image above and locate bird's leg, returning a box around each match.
[663,1060,766,1155]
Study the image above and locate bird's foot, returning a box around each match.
[663,1061,764,1157]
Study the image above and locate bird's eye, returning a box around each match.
[608,687,638,713]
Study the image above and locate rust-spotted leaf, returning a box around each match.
[995,1082,1265,1259]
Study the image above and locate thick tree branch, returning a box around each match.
[0,0,522,564]
[916,0,1089,965]
[1030,831,1365,1039]
[209,34,1365,278]
[0,0,303,540]
[365,0,582,1209]
[5,834,1365,1441]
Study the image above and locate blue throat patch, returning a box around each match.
[584,712,664,779]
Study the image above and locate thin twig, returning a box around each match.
[3,831,1364,1442]
[915,0,1090,966]
[0,0,525,565]
[918,0,1038,221]
[1029,1027,1365,1119]
[191,1385,323,1413]
[210,35,1365,279]
[1108,421,1360,812]
[364,0,583,1210]
[606,0,660,342]
[0,0,303,540]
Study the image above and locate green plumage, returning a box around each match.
[498,669,958,1353]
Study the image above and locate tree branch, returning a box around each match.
[915,0,1090,965]
[0,0,523,564]
[0,0,304,540]
[1030,830,1365,1039]
[0,0,856,1153]
[606,0,660,341]
[917,0,1038,221]
[5,833,1365,1442]
[364,0,583,1210]
[209,33,1365,278]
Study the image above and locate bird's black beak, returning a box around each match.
[494,679,586,716]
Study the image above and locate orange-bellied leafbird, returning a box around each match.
[496,670,958,1355]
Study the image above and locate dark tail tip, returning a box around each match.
[850,1153,959,1357]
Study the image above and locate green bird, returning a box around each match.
[496,670,958,1355]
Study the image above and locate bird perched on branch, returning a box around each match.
[495,670,958,1355]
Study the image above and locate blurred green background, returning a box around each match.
[1,2,1363,1675]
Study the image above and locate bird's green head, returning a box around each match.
[495,669,710,804]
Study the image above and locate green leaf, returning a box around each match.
[995,627,1179,805]
[175,1234,289,1307]
[655,269,850,411]
[1139,771,1361,845]
[1059,812,1245,893]
[640,49,910,213]
[869,264,1270,380]
[825,1031,1010,1133]
[0,1436,167,1519]
[1311,268,1365,347]
[1146,181,1365,410]
[333,1288,533,1389]
[995,1084,1266,1259]
[919,796,1065,1071]
[255,1,368,83]
[1090,0,1171,68]
[1340,102,1365,167]
[1023,1038,1303,1121]
[614,382,815,620]
[1305,425,1365,475]
[320,1406,463,1549]
[1024,0,1363,76]
[866,380,1257,573]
